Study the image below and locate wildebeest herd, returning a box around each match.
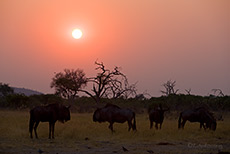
[29,103,217,139]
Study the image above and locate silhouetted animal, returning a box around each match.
[122,146,129,152]
[29,103,70,139]
[149,104,169,129]
[178,107,216,130]
[93,103,136,132]
[147,150,154,153]
[38,149,44,154]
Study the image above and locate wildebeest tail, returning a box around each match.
[29,109,34,133]
[132,112,136,130]
[178,112,182,129]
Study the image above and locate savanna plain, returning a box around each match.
[0,110,229,154]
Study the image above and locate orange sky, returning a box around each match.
[1,0,230,96]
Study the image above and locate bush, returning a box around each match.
[5,94,29,109]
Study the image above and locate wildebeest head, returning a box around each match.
[211,121,217,131]
[204,109,217,131]
[58,105,71,123]
[156,104,169,114]
[149,104,169,118]
[206,120,217,131]
[93,108,102,122]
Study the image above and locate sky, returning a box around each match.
[0,0,230,97]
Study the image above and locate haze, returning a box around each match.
[0,0,229,96]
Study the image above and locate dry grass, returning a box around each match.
[0,110,229,154]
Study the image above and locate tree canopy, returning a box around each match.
[0,83,14,97]
[50,69,87,99]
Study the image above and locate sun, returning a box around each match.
[72,29,83,39]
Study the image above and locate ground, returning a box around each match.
[0,110,229,154]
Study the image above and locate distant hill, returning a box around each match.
[12,87,43,96]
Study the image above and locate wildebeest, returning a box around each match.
[93,103,136,132]
[29,103,71,139]
[149,104,169,129]
[178,107,216,130]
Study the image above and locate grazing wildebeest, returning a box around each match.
[93,103,136,132]
[178,107,216,130]
[149,104,169,129]
[29,103,71,139]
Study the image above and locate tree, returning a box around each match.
[135,90,151,100]
[105,77,137,99]
[211,89,224,97]
[80,61,137,103]
[51,69,87,99]
[0,83,14,97]
[185,88,192,95]
[119,82,138,99]
[160,80,179,96]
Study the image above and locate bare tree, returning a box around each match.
[185,88,192,95]
[211,89,224,97]
[122,82,138,99]
[106,79,137,99]
[80,61,137,103]
[135,90,151,100]
[160,80,179,96]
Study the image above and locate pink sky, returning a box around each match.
[0,0,229,96]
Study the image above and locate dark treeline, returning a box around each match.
[0,93,230,113]
[1,62,229,112]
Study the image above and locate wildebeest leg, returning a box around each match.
[150,120,153,129]
[109,122,114,132]
[30,121,34,138]
[204,123,208,130]
[155,123,158,130]
[52,123,55,139]
[34,122,39,139]
[159,122,162,129]
[200,122,203,129]
[49,122,54,139]
[49,122,52,139]
[128,121,132,131]
[203,123,207,130]
[200,122,206,130]
[132,113,136,131]
[181,120,186,129]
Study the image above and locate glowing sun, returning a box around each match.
[72,29,82,39]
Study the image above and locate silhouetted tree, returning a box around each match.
[135,90,151,100]
[80,61,137,103]
[121,82,138,99]
[185,88,192,95]
[51,69,87,99]
[160,80,179,96]
[0,83,14,97]
[105,79,137,99]
[211,89,224,97]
